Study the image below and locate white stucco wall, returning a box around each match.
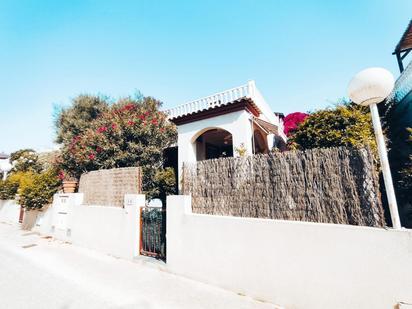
[177,110,253,184]
[166,195,412,309]
[0,200,20,223]
[32,193,144,260]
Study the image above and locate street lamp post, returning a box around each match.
[348,67,402,229]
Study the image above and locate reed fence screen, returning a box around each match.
[182,147,385,227]
[78,167,142,207]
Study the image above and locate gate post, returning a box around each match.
[124,194,145,258]
[166,195,192,266]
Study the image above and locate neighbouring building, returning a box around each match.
[165,80,287,185]
[0,152,11,180]
[384,19,412,227]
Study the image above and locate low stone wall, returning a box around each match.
[78,167,142,207]
[167,195,412,309]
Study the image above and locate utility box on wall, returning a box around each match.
[33,193,84,240]
[55,195,70,230]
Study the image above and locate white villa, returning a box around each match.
[166,80,287,181]
[0,152,11,180]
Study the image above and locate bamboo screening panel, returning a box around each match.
[182,147,385,227]
[78,167,142,207]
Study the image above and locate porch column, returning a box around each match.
[232,111,253,156]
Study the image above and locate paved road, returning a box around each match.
[0,222,278,309]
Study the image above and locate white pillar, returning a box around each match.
[247,80,256,99]
[232,111,253,156]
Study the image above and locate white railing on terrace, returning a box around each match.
[166,82,249,119]
[387,60,412,103]
[166,80,277,124]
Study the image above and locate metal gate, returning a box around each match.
[140,206,166,260]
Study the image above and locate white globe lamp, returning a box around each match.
[348,67,401,229]
[348,67,395,106]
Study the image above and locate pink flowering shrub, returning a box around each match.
[58,96,177,180]
[283,112,309,136]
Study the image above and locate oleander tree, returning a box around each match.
[56,95,177,202]
[54,94,109,144]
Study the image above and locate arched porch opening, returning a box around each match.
[194,128,233,161]
[253,128,269,154]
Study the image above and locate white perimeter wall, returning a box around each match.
[167,195,412,309]
[0,200,20,223]
[33,193,144,259]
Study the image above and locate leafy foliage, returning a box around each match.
[283,112,309,136]
[147,167,176,204]
[0,172,23,199]
[9,149,42,173]
[380,97,412,227]
[399,128,412,193]
[54,95,109,144]
[38,151,60,171]
[0,149,62,210]
[18,168,61,210]
[234,143,247,157]
[290,103,376,152]
[56,95,178,200]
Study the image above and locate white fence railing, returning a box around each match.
[166,83,249,119]
[387,60,412,103]
[166,80,270,120]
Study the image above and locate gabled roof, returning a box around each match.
[170,97,261,125]
[394,19,412,54]
[0,152,9,160]
[165,80,280,125]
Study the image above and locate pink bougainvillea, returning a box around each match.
[283,112,309,136]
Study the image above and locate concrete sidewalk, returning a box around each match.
[0,221,279,309]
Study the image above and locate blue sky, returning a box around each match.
[0,0,411,153]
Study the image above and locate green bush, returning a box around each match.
[399,128,412,193]
[9,149,43,173]
[18,169,61,210]
[290,103,376,153]
[0,172,29,200]
[54,94,109,144]
[0,179,18,200]
[143,167,176,205]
